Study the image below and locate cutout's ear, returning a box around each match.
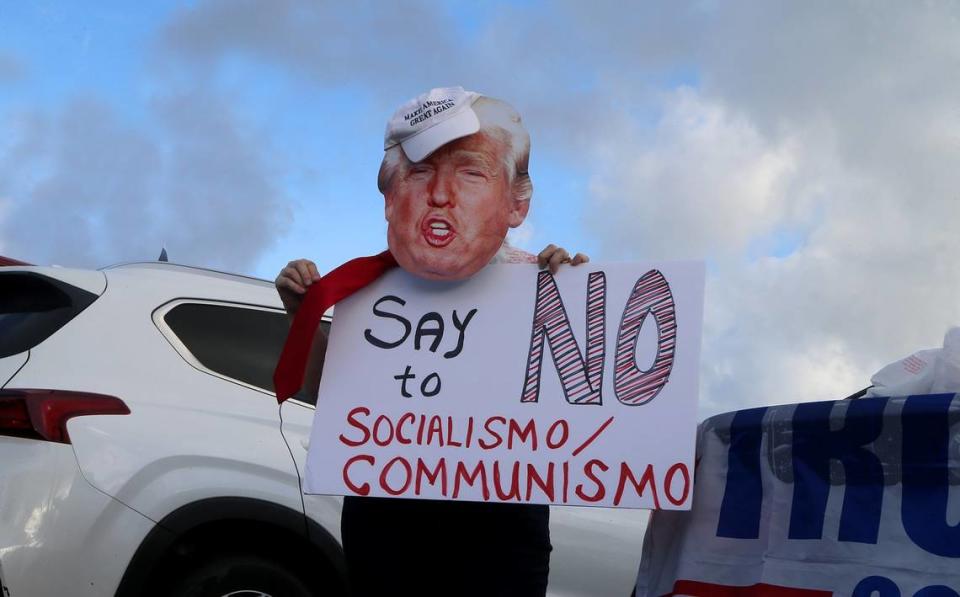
[383,190,396,222]
[379,149,406,222]
[512,173,533,204]
[507,197,530,228]
[508,174,532,228]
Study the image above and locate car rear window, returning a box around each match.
[0,273,98,358]
[163,303,330,403]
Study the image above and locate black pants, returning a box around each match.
[342,496,551,597]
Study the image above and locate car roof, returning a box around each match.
[97,261,283,308]
[3,260,310,313]
[0,265,108,295]
[102,261,274,289]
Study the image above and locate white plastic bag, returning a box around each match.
[865,326,960,397]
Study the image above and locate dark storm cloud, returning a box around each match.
[1,100,161,266]
[556,1,960,411]
[152,90,290,271]
[157,0,460,99]
[140,0,960,409]
[0,94,288,271]
[3,0,956,413]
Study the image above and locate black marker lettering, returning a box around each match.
[415,312,444,352]
[364,295,411,349]
[444,308,477,359]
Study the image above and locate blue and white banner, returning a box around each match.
[635,394,960,597]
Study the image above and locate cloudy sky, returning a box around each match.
[1,1,957,417]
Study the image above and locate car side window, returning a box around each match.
[162,302,331,405]
[290,320,331,407]
[164,303,289,394]
[0,273,98,358]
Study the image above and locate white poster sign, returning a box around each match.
[304,261,705,509]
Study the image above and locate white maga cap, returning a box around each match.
[384,86,481,162]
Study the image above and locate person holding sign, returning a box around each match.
[275,87,588,596]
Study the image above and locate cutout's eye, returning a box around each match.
[408,165,433,177]
[460,169,488,180]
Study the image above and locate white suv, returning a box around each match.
[0,259,645,597]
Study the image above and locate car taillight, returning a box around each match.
[0,389,130,444]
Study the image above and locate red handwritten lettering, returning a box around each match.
[575,459,609,502]
[493,460,522,501]
[546,419,570,449]
[395,412,416,445]
[479,416,506,449]
[446,416,462,447]
[414,457,448,496]
[379,456,412,496]
[426,415,444,446]
[342,454,374,495]
[339,406,371,447]
[664,462,690,506]
[526,462,555,501]
[508,418,538,451]
[373,414,394,447]
[614,462,660,508]
[453,461,490,500]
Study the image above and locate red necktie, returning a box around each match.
[274,250,398,402]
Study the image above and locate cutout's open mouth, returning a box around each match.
[422,217,456,247]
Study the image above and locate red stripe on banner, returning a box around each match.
[662,580,832,597]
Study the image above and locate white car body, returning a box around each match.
[0,261,645,597]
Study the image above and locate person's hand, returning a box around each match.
[275,259,321,317]
[537,244,589,274]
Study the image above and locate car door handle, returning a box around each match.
[300,437,310,451]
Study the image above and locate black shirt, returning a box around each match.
[342,496,551,597]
